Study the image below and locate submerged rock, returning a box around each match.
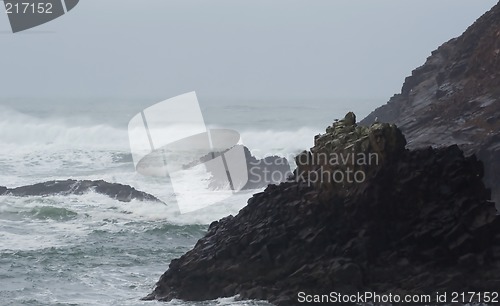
[144,114,500,305]
[0,179,161,202]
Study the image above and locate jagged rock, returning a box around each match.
[343,111,356,126]
[144,115,500,305]
[0,179,161,202]
[296,113,405,194]
[187,145,291,190]
[240,146,292,190]
[360,1,500,206]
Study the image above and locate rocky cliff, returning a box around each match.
[144,114,500,305]
[360,1,500,205]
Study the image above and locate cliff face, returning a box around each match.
[360,1,500,205]
[144,114,500,305]
[143,5,500,304]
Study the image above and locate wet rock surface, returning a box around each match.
[0,179,161,202]
[240,145,291,190]
[145,115,500,305]
[295,112,406,195]
[360,1,500,205]
[188,145,292,190]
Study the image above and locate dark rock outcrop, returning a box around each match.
[241,145,291,190]
[295,112,406,195]
[360,1,500,205]
[144,114,500,305]
[187,145,292,190]
[0,179,161,202]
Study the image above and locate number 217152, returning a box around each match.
[5,2,53,14]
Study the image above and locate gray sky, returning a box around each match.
[0,0,497,102]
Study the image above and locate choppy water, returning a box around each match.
[0,98,376,305]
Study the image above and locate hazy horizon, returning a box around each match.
[0,0,497,106]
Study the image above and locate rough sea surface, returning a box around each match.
[0,98,378,305]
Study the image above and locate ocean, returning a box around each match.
[0,97,380,305]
